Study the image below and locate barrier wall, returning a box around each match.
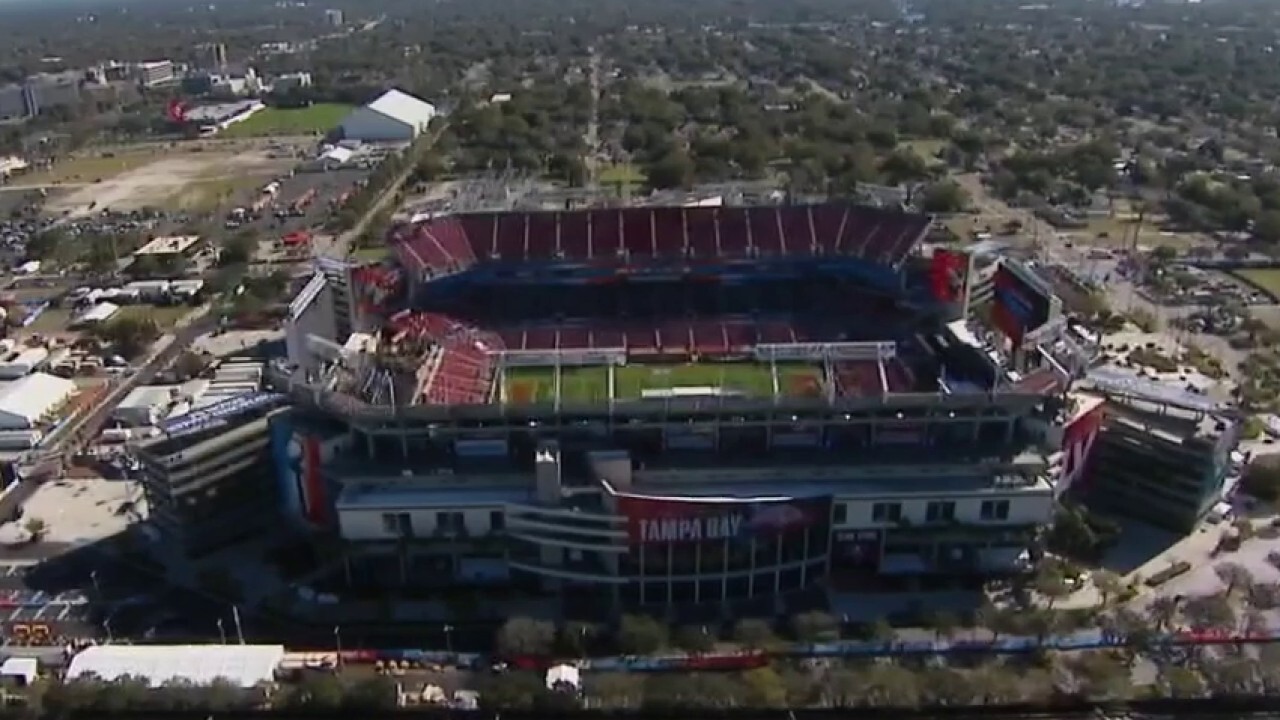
[311,626,1279,672]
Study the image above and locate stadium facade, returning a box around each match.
[275,203,1098,615]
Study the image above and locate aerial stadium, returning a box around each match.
[275,203,1099,617]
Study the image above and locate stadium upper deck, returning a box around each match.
[392,204,932,277]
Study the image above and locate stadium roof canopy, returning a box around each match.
[66,645,286,687]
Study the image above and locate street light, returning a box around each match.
[443,624,453,656]
[90,570,100,596]
[334,625,343,669]
[216,618,226,645]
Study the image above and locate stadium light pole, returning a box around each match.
[217,618,226,645]
[334,625,343,669]
[443,624,453,656]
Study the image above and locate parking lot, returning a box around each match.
[229,167,368,254]
[0,561,97,644]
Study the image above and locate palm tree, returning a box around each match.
[23,518,47,543]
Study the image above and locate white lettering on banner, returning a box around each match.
[1061,410,1102,489]
[639,514,743,543]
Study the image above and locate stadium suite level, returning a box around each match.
[275,202,1090,614]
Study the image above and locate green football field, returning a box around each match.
[502,362,823,403]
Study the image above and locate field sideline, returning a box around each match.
[219,104,353,138]
[503,361,823,403]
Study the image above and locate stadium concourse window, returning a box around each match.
[872,502,902,522]
[981,500,1011,521]
[381,512,414,538]
[926,501,957,523]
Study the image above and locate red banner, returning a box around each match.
[616,495,829,545]
[1059,401,1104,494]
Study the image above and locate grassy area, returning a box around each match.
[504,361,822,403]
[22,307,73,335]
[116,304,193,329]
[350,246,388,262]
[1233,269,1280,300]
[166,173,276,212]
[599,163,646,186]
[218,104,353,138]
[13,152,162,185]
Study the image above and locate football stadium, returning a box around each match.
[276,202,1099,617]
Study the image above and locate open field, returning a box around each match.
[599,163,646,186]
[1232,268,1280,301]
[116,304,193,330]
[13,151,165,186]
[29,149,296,218]
[218,104,352,138]
[503,361,822,404]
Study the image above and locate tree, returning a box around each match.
[645,149,694,189]
[675,624,715,653]
[95,315,161,359]
[588,673,645,709]
[1033,562,1074,608]
[342,676,398,710]
[23,517,47,543]
[1215,562,1255,596]
[917,180,969,213]
[172,351,208,381]
[280,673,344,709]
[921,667,974,705]
[617,614,667,655]
[860,663,921,707]
[731,618,777,650]
[476,670,547,710]
[1241,458,1280,502]
[740,666,787,708]
[1156,664,1208,699]
[557,621,599,657]
[1182,592,1236,631]
[1069,652,1132,700]
[791,610,839,643]
[926,609,959,642]
[1093,569,1125,606]
[219,231,256,266]
[496,617,556,657]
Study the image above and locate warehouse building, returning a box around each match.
[339,89,436,142]
[0,373,75,430]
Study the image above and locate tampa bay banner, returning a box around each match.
[616,494,831,545]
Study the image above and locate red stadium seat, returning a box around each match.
[560,210,590,259]
[621,208,656,259]
[685,207,720,258]
[717,208,749,254]
[526,212,558,261]
[748,207,784,255]
[591,209,624,259]
[653,208,686,257]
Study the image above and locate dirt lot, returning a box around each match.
[35,149,295,219]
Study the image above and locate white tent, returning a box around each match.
[0,372,74,429]
[66,644,285,688]
[339,89,436,142]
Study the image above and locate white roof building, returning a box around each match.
[133,235,200,257]
[0,372,75,429]
[66,644,286,688]
[0,347,50,380]
[75,301,120,326]
[339,89,436,142]
[113,385,176,427]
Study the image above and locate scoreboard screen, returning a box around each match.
[991,263,1052,345]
